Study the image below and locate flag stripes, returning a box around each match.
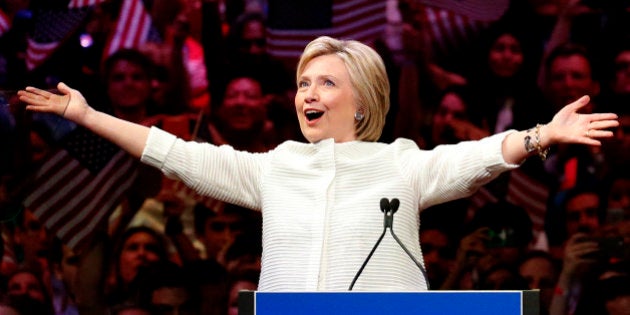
[506,169,550,231]
[420,5,489,57]
[267,0,387,59]
[103,0,156,57]
[68,0,106,9]
[25,6,91,70]
[24,130,138,250]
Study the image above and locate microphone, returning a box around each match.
[348,198,430,290]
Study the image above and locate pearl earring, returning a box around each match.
[354,112,364,121]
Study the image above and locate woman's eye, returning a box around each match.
[298,81,309,88]
[324,79,335,86]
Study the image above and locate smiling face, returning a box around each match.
[488,33,524,78]
[107,59,152,109]
[547,54,599,110]
[218,77,266,132]
[295,54,358,143]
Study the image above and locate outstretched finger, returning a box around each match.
[589,119,620,131]
[19,94,51,108]
[565,95,591,112]
[24,86,54,98]
[587,129,615,139]
[586,112,619,122]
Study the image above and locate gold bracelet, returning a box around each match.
[524,124,549,160]
[534,124,549,160]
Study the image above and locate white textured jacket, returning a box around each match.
[141,127,518,291]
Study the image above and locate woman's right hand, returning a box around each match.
[18,82,92,125]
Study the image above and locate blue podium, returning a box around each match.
[239,290,539,315]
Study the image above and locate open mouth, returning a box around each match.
[305,110,324,121]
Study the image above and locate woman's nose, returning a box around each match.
[304,86,318,102]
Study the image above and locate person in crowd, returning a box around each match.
[423,84,489,149]
[533,0,630,92]
[441,200,534,290]
[202,7,294,105]
[223,221,262,274]
[542,43,601,117]
[100,49,161,124]
[189,204,252,268]
[49,239,79,315]
[546,185,605,258]
[545,184,618,315]
[221,11,294,98]
[218,11,298,143]
[541,43,609,195]
[106,226,170,306]
[598,51,630,179]
[575,270,630,315]
[135,260,201,315]
[163,203,232,315]
[0,295,22,315]
[5,267,56,315]
[140,0,211,116]
[472,201,534,272]
[197,74,282,152]
[466,20,549,134]
[418,200,466,289]
[551,247,630,315]
[602,169,630,226]
[11,209,53,287]
[599,41,630,112]
[476,263,529,291]
[100,49,174,236]
[17,35,618,291]
[226,267,259,315]
[202,7,298,144]
[519,250,561,315]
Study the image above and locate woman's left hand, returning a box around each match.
[545,95,619,147]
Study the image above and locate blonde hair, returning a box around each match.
[296,36,390,142]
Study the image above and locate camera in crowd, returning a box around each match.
[485,227,517,248]
[578,236,630,262]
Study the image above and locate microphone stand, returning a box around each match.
[348,198,430,290]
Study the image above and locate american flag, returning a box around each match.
[419,5,490,58]
[67,0,106,8]
[0,9,10,37]
[468,168,550,244]
[266,0,387,60]
[408,0,509,63]
[418,0,509,21]
[506,168,550,233]
[25,3,93,71]
[23,126,139,250]
[103,0,161,57]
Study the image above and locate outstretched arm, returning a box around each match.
[501,95,618,165]
[18,82,150,158]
